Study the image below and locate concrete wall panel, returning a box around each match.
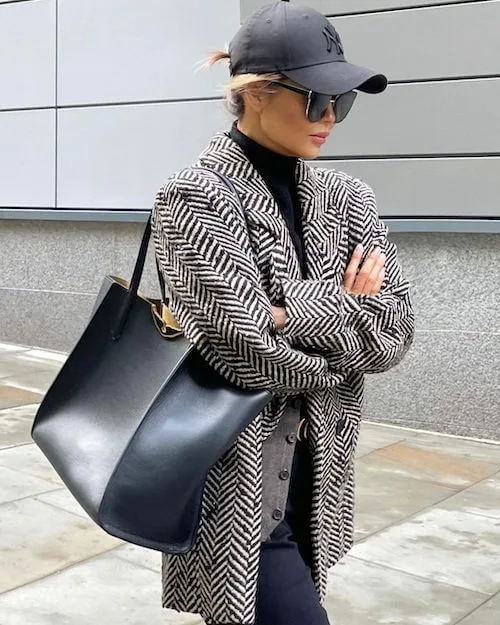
[323,79,500,157]
[320,158,500,218]
[57,101,230,209]
[0,110,55,207]
[334,2,500,81]
[0,0,55,109]
[58,0,239,106]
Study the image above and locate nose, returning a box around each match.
[322,102,336,124]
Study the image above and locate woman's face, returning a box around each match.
[240,80,336,159]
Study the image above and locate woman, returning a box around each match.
[151,2,414,624]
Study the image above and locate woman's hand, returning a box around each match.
[272,306,287,330]
[344,244,385,296]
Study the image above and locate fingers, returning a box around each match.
[271,306,287,330]
[370,265,385,296]
[345,246,386,296]
[343,244,363,292]
[350,247,384,295]
[366,251,385,296]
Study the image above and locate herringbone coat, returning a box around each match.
[151,131,414,624]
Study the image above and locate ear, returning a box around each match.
[242,85,270,114]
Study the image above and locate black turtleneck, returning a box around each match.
[229,123,306,277]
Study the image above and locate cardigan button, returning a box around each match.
[286,433,297,444]
[279,469,290,481]
[272,508,283,521]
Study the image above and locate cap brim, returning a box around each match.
[282,61,387,96]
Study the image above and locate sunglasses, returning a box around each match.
[270,82,358,123]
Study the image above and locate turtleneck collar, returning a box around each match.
[229,122,298,187]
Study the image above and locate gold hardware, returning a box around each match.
[160,304,182,332]
[108,276,183,339]
[151,302,183,339]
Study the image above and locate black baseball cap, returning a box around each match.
[229,1,387,96]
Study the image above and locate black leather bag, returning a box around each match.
[31,170,272,553]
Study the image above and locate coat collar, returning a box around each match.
[197,131,329,224]
[196,131,344,281]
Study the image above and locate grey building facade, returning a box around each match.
[1,0,499,439]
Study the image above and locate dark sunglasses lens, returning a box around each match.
[334,91,358,123]
[307,93,332,123]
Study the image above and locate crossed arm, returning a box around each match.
[152,174,414,394]
[274,179,415,373]
[273,243,386,328]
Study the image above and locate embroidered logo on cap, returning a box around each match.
[323,24,343,55]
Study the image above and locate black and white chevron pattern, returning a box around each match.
[151,132,415,624]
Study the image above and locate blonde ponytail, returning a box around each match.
[203,49,283,118]
[205,49,231,67]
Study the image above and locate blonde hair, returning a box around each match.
[205,49,283,118]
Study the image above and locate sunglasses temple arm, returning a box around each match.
[306,91,313,120]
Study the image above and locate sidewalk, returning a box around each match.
[0,341,499,625]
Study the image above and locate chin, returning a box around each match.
[299,146,322,160]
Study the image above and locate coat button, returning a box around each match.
[272,508,283,521]
[286,433,296,444]
[279,469,290,481]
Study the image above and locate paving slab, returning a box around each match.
[0,404,40,448]
[456,591,500,625]
[0,465,58,505]
[0,442,62,485]
[326,556,488,625]
[0,343,29,355]
[356,422,416,457]
[3,369,60,395]
[0,552,202,625]
[438,472,500,521]
[0,357,60,380]
[354,458,456,540]
[364,442,500,490]
[0,384,44,410]
[21,349,67,365]
[351,507,500,595]
[112,543,162,573]
[0,497,121,593]
[35,487,89,519]
[409,433,500,465]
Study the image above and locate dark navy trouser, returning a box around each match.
[253,438,331,625]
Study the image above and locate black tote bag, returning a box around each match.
[31,170,272,553]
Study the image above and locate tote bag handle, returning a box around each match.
[111,168,243,341]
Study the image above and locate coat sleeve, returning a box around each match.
[280,177,415,374]
[151,173,347,394]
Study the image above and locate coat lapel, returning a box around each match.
[297,160,347,284]
[197,132,345,285]
[198,133,302,286]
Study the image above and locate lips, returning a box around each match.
[310,133,329,146]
